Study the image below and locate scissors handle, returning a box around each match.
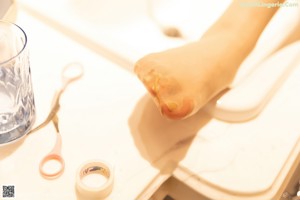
[39,133,65,179]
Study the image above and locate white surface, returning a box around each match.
[18,0,300,123]
[0,11,158,200]
[18,0,231,70]
[181,52,300,196]
[1,1,300,199]
[205,41,300,122]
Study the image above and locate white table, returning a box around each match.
[0,10,159,200]
[1,1,300,200]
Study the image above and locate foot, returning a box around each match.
[134,31,245,119]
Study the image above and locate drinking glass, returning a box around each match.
[0,21,35,145]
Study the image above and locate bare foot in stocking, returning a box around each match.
[134,0,283,119]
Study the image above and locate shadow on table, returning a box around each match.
[128,94,212,171]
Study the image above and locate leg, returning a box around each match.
[135,0,284,119]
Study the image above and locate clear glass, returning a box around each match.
[0,21,35,145]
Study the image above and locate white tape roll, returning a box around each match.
[76,160,114,199]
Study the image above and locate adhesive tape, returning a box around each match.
[76,160,114,199]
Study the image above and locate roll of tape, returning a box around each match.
[76,160,114,199]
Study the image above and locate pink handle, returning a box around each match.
[39,134,65,179]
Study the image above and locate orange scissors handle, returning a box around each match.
[32,63,84,179]
[39,133,65,179]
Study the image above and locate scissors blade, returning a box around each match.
[28,102,60,134]
[52,114,60,133]
[28,62,83,135]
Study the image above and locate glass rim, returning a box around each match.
[0,20,27,65]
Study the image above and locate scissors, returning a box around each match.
[28,62,84,179]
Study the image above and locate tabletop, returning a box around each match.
[0,9,159,200]
[1,1,300,200]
